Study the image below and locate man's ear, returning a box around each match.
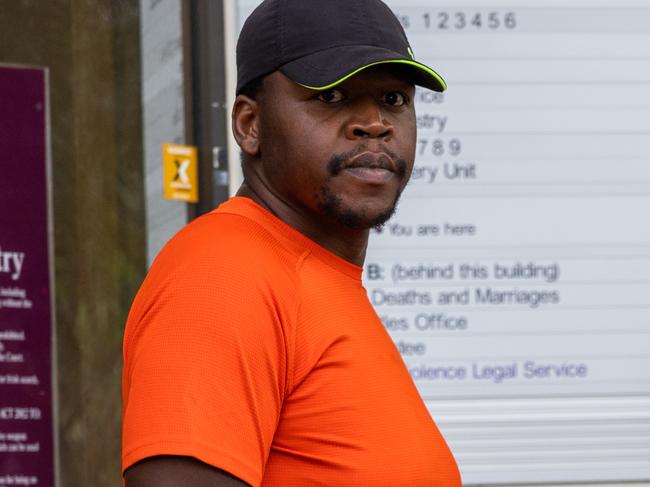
[232,95,260,158]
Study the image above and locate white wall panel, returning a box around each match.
[229,1,650,484]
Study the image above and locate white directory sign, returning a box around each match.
[233,1,650,484]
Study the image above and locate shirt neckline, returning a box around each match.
[215,196,363,281]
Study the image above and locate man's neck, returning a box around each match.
[236,183,369,267]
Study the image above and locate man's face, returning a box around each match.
[254,65,417,230]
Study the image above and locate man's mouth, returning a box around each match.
[347,151,395,172]
[342,151,396,183]
[327,147,407,182]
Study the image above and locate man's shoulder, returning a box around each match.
[126,208,303,339]
[146,209,303,290]
[177,209,277,249]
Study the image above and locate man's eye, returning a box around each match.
[317,89,345,103]
[383,91,408,107]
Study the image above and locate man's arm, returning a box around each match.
[124,456,250,487]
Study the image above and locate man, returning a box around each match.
[122,0,460,485]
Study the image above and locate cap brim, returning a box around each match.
[279,45,446,92]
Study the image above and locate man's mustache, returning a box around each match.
[327,145,408,177]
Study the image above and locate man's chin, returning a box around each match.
[337,207,395,230]
[317,191,399,231]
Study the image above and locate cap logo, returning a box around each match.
[407,46,415,60]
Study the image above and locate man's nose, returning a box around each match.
[345,97,393,140]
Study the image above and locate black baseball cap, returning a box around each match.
[236,0,446,95]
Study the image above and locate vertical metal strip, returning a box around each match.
[181,0,198,220]
[44,67,60,487]
[223,0,242,197]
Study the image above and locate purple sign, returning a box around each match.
[0,66,54,486]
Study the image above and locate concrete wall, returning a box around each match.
[139,0,189,265]
[0,0,146,485]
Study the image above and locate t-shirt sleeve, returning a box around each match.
[122,223,293,487]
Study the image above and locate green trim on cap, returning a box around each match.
[298,59,447,92]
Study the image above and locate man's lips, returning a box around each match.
[347,151,395,172]
[327,147,408,182]
[341,152,397,183]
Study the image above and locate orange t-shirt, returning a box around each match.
[122,196,460,486]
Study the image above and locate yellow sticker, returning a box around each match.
[163,143,198,203]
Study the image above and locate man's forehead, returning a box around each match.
[338,64,417,87]
[311,64,417,96]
